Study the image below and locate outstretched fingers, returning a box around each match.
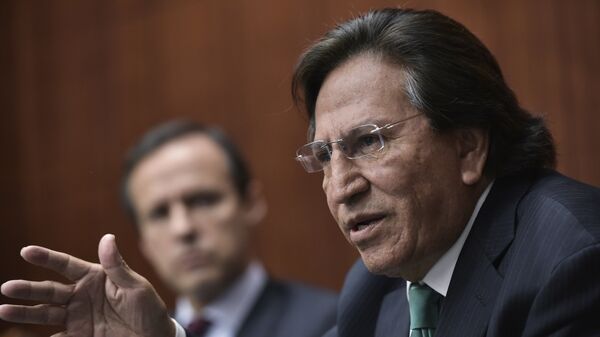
[99,234,145,288]
[1,280,74,304]
[20,245,95,282]
[0,304,66,325]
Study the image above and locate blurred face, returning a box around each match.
[314,54,487,280]
[129,134,263,302]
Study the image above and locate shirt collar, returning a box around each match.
[174,261,268,334]
[408,181,494,297]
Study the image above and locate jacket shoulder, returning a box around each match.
[334,259,407,337]
[520,170,600,242]
[238,278,337,337]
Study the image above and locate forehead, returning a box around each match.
[129,134,234,205]
[313,54,414,138]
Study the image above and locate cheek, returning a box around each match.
[378,135,451,191]
[140,227,167,248]
[321,174,331,199]
[141,233,172,268]
[366,156,413,197]
[204,216,248,257]
[367,148,433,224]
[200,199,242,236]
[322,175,340,218]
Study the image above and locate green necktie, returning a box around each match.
[408,283,443,337]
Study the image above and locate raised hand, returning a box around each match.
[0,234,175,337]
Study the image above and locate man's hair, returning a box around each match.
[121,120,251,221]
[292,8,556,178]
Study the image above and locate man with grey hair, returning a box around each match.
[290,8,600,336]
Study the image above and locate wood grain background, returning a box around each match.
[1,0,599,334]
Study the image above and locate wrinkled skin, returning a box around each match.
[314,54,489,280]
[0,234,174,337]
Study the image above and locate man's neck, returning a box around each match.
[415,180,494,296]
[174,262,268,334]
[188,261,250,312]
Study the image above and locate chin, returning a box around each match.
[193,278,232,302]
[361,252,394,275]
[170,272,215,294]
[360,248,412,278]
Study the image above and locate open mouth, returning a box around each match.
[350,215,385,232]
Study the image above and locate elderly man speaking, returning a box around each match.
[1,8,599,337]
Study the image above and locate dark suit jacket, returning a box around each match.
[325,170,600,337]
[186,278,337,337]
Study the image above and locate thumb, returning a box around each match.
[98,234,142,288]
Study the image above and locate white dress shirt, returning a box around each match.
[406,182,493,335]
[173,261,267,337]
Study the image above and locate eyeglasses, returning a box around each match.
[295,113,423,173]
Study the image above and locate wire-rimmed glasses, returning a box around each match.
[295,113,423,173]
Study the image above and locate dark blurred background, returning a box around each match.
[1,0,599,335]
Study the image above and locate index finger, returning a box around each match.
[20,245,96,282]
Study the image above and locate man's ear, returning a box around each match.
[242,180,267,226]
[455,128,489,185]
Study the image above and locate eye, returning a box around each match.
[314,145,331,164]
[355,133,381,152]
[185,191,222,209]
[147,204,169,223]
[358,133,378,146]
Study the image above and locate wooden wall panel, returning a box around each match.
[2,0,599,334]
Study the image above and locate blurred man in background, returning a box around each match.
[119,120,336,337]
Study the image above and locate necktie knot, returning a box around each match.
[409,283,442,333]
[187,317,212,336]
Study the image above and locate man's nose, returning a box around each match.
[323,149,368,205]
[169,204,197,239]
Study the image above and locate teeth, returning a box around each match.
[352,216,385,232]
[356,223,370,231]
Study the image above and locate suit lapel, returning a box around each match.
[237,280,284,337]
[375,281,410,337]
[337,260,402,337]
[437,173,534,337]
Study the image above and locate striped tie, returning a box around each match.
[408,283,442,337]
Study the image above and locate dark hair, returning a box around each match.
[121,120,251,221]
[292,8,556,178]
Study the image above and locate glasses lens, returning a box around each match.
[295,125,385,173]
[296,141,329,172]
[345,125,384,158]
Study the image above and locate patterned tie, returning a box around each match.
[408,283,443,337]
[187,317,212,337]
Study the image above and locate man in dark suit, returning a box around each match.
[290,8,600,336]
[1,7,599,337]
[119,120,336,337]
